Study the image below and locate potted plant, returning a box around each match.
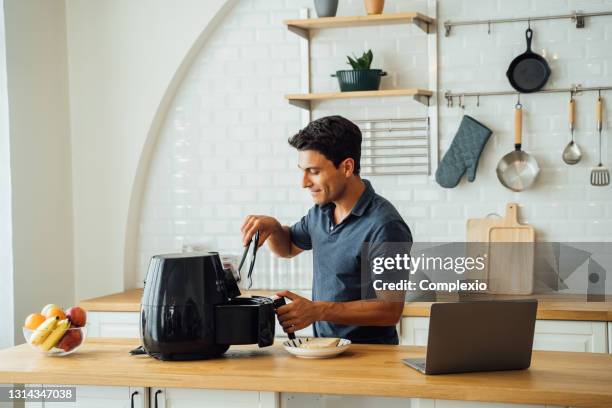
[332,49,387,92]
[364,0,385,15]
[314,0,338,18]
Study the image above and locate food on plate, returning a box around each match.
[300,338,340,349]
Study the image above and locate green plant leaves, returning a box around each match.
[346,49,373,69]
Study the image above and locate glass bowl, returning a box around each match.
[23,325,87,356]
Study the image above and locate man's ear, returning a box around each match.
[342,158,355,177]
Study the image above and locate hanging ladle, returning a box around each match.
[562,93,582,165]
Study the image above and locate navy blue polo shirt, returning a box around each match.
[290,179,412,344]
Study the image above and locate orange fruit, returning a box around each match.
[24,313,46,330]
[44,307,66,320]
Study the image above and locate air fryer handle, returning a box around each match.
[273,297,296,340]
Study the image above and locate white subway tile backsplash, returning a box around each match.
[137,0,612,284]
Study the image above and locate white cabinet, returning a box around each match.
[400,317,429,346]
[608,322,612,354]
[533,320,607,353]
[151,388,277,408]
[400,317,608,353]
[87,312,140,338]
[280,394,563,408]
[31,385,145,408]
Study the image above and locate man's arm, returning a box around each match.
[267,225,304,258]
[276,290,405,332]
[241,215,303,258]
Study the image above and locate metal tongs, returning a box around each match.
[238,230,259,289]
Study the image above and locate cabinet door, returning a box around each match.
[87,312,140,338]
[401,317,607,353]
[400,317,429,346]
[533,320,607,353]
[162,388,276,408]
[150,388,165,408]
[40,385,134,407]
[608,323,612,354]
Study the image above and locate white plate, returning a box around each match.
[282,338,351,359]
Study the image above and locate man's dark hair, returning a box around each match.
[288,115,362,175]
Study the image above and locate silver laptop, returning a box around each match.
[403,300,537,375]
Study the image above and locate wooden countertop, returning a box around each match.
[80,289,612,321]
[1,338,611,407]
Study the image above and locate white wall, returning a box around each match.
[136,0,612,290]
[0,0,14,349]
[64,0,232,300]
[3,0,73,343]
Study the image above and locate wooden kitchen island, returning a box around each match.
[1,337,612,408]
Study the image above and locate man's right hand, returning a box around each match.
[241,215,282,247]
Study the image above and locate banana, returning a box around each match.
[40,319,70,351]
[29,316,58,346]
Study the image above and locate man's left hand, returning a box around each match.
[275,290,321,333]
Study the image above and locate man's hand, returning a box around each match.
[275,290,321,333]
[241,215,282,247]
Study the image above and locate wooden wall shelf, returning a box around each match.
[284,12,435,37]
[285,89,433,109]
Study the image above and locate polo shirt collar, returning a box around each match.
[350,179,375,217]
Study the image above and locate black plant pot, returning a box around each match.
[332,69,387,92]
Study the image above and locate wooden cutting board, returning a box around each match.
[465,212,505,285]
[486,203,535,295]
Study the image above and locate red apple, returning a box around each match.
[57,328,83,352]
[66,306,87,327]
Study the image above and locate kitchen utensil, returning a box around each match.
[506,27,550,93]
[562,96,582,165]
[139,252,276,360]
[590,96,610,186]
[272,296,296,340]
[467,214,504,243]
[485,203,535,295]
[496,103,540,191]
[466,213,504,286]
[283,338,351,359]
[238,230,260,288]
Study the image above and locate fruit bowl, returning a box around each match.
[23,325,87,356]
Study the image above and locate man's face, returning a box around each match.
[297,150,352,205]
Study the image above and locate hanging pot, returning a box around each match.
[506,28,551,93]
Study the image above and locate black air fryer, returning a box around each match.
[139,252,275,360]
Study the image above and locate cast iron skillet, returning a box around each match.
[506,28,550,93]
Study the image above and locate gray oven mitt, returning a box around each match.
[435,115,492,188]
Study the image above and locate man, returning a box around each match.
[240,115,412,344]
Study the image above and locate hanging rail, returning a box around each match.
[444,85,612,108]
[443,10,612,36]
